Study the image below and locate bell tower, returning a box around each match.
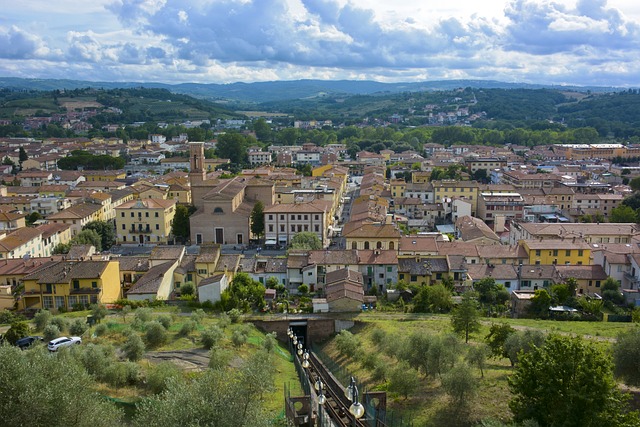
[189,141,208,209]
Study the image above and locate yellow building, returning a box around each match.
[47,203,105,237]
[115,199,176,245]
[82,170,127,181]
[411,171,431,184]
[432,180,480,215]
[390,179,406,198]
[0,227,44,260]
[343,223,401,251]
[521,240,591,266]
[21,259,121,311]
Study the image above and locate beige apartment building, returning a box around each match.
[115,199,176,245]
[263,200,332,247]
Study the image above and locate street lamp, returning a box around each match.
[346,377,365,420]
[302,350,310,368]
[316,378,326,405]
[297,341,303,356]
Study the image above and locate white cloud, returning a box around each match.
[0,0,639,86]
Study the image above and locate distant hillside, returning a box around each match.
[0,87,241,122]
[0,77,618,104]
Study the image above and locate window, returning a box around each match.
[553,250,558,256]
[269,225,274,232]
[291,225,295,232]
[399,274,405,280]
[156,224,160,230]
[595,281,601,288]
[122,224,125,230]
[387,267,392,272]
[280,215,285,220]
[535,250,541,256]
[131,212,134,217]
[314,225,319,232]
[565,250,571,257]
[198,269,207,275]
[155,212,159,217]
[504,281,511,288]
[297,215,302,220]
[55,296,65,309]
[410,275,417,282]
[68,296,77,307]
[79,295,89,306]
[73,280,79,290]
[304,215,308,220]
[268,215,273,220]
[308,272,312,276]
[121,212,125,217]
[315,215,319,220]
[578,250,584,256]
[43,296,53,309]
[91,281,97,288]
[145,212,149,217]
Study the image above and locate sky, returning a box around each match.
[1,0,640,87]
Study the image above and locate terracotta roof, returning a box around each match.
[554,265,608,281]
[47,203,102,220]
[357,249,398,265]
[342,223,401,239]
[198,273,226,287]
[455,216,500,243]
[287,254,309,269]
[127,261,174,295]
[326,268,364,285]
[150,245,185,261]
[0,227,44,252]
[118,256,150,272]
[175,254,197,275]
[398,258,448,274]
[116,199,176,210]
[215,254,241,273]
[308,250,359,265]
[398,235,441,253]
[467,264,518,281]
[23,260,109,284]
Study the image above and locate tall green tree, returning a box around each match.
[252,118,271,141]
[451,292,481,343]
[72,229,102,251]
[215,133,248,165]
[171,204,191,243]
[290,231,322,250]
[610,205,638,223]
[250,201,265,240]
[509,335,640,427]
[82,220,116,251]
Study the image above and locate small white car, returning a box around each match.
[48,336,82,352]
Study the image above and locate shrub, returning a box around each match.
[50,317,68,333]
[94,323,108,336]
[209,346,233,370]
[231,329,248,347]
[145,362,181,394]
[218,313,231,329]
[74,343,114,380]
[335,330,360,359]
[3,321,30,345]
[227,308,242,324]
[33,309,52,331]
[0,310,24,325]
[192,309,206,324]
[389,362,420,399]
[135,308,153,323]
[157,315,172,330]
[178,320,196,337]
[200,326,223,350]
[69,318,88,336]
[122,332,145,361]
[370,329,387,347]
[43,324,60,342]
[145,321,168,348]
[441,362,477,406]
[263,332,277,353]
[104,364,128,390]
[90,304,108,323]
[131,318,146,331]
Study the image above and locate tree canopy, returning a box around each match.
[250,201,265,239]
[509,335,640,427]
[289,231,322,250]
[57,150,125,170]
[82,220,115,251]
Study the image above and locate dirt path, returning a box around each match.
[144,349,211,371]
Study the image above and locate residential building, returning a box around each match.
[115,199,176,245]
[47,203,104,236]
[263,200,332,247]
[21,259,121,311]
[521,240,591,266]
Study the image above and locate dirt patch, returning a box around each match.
[61,100,103,110]
[144,349,211,371]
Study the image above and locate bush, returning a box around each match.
[122,332,145,361]
[73,343,114,380]
[104,364,128,390]
[50,317,68,333]
[370,329,387,347]
[208,346,233,370]
[90,304,108,323]
[145,321,168,348]
[0,310,24,325]
[94,323,108,336]
[3,321,30,345]
[227,309,242,324]
[178,320,196,337]
[135,308,153,323]
[145,362,182,394]
[231,329,248,347]
[192,309,206,324]
[131,318,146,331]
[201,326,223,350]
[262,332,277,353]
[69,318,88,336]
[441,362,477,406]
[218,313,231,329]
[43,324,60,342]
[389,362,420,399]
[335,330,360,359]
[157,315,172,330]
[33,309,52,331]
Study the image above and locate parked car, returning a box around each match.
[47,336,82,352]
[15,336,43,350]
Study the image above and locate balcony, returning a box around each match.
[130,226,152,233]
